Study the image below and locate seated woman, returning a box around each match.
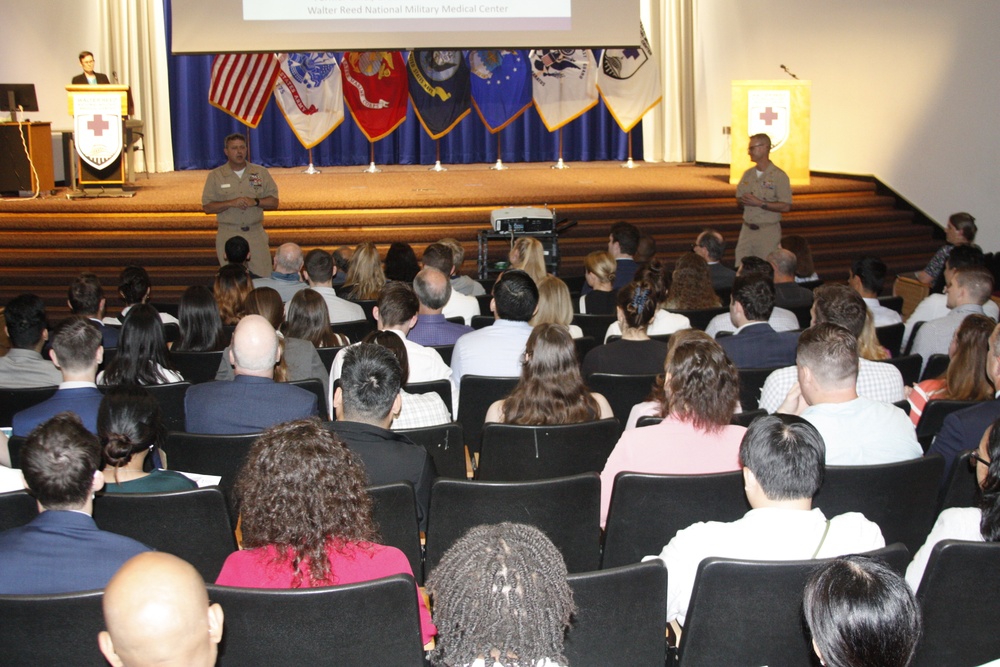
[383,242,420,283]
[427,522,574,667]
[857,309,890,361]
[906,313,994,426]
[213,264,252,326]
[486,323,612,425]
[285,289,350,347]
[509,236,547,285]
[582,282,671,377]
[579,250,617,314]
[806,555,921,667]
[173,285,224,352]
[362,330,451,429]
[918,212,977,287]
[341,242,386,301]
[780,234,821,283]
[215,418,436,645]
[98,304,184,386]
[98,386,196,493]
[600,329,744,524]
[603,261,691,341]
[906,416,1000,589]
[531,275,584,338]
[663,252,721,310]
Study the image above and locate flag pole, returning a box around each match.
[552,129,568,169]
[490,133,507,171]
[429,140,447,172]
[302,148,321,174]
[622,130,636,169]
[363,141,381,173]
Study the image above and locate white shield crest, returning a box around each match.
[74,112,123,170]
[748,89,791,150]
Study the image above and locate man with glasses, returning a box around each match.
[735,133,792,265]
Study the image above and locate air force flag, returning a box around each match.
[467,50,532,133]
[408,50,471,140]
[529,49,599,132]
[273,53,344,149]
[598,23,662,133]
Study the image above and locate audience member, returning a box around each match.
[635,233,657,265]
[0,413,150,593]
[805,555,921,667]
[919,211,977,287]
[285,288,349,347]
[759,284,905,413]
[0,293,61,388]
[718,274,799,368]
[857,310,890,361]
[423,242,480,325]
[98,386,196,493]
[103,265,178,326]
[582,282,669,377]
[98,304,183,386]
[341,242,386,300]
[99,552,224,667]
[301,248,366,324]
[437,237,486,296]
[173,285,224,352]
[768,248,814,309]
[362,330,451,429]
[509,236,548,285]
[911,265,994,375]
[12,317,104,436]
[408,267,473,346]
[777,323,921,465]
[185,314,318,434]
[735,133,792,264]
[224,234,257,276]
[603,261,691,341]
[331,344,436,528]
[705,256,799,337]
[579,250,617,314]
[645,415,884,626]
[383,241,421,283]
[531,275,583,337]
[331,245,353,286]
[602,330,744,524]
[693,228,735,292]
[427,522,574,667]
[849,255,902,326]
[584,221,641,294]
[664,253,721,310]
[215,418,435,644]
[780,234,819,282]
[253,242,308,302]
[213,263,252,326]
[68,272,119,348]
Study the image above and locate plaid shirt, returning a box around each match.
[758,358,905,413]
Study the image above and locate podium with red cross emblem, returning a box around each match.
[66,84,129,186]
[730,79,811,186]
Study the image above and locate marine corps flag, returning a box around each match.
[209,53,280,128]
[408,50,471,140]
[467,50,532,133]
[529,49,599,132]
[341,51,408,142]
[598,23,662,132]
[273,52,344,149]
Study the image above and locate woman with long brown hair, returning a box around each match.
[285,289,350,347]
[663,252,721,310]
[213,264,253,326]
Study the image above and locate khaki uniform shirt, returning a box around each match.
[736,162,792,226]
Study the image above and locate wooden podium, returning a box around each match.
[66,84,129,186]
[730,80,811,186]
[0,122,55,194]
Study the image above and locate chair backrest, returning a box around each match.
[352,299,378,326]
[912,540,1000,667]
[586,373,659,433]
[666,306,728,331]
[207,574,425,667]
[878,295,904,314]
[0,489,38,532]
[573,335,598,362]
[475,293,493,314]
[330,318,374,343]
[920,353,950,383]
[878,353,923,386]
[564,561,668,666]
[601,471,749,569]
[163,321,180,344]
[0,589,106,667]
[163,431,260,522]
[92,487,236,581]
[787,303,813,329]
[150,300,180,318]
[5,435,26,469]
[812,455,944,555]
[916,399,981,451]
[938,450,978,513]
[138,381,190,432]
[0,385,58,427]
[288,378,327,417]
[477,419,620,481]
[368,482,423,585]
[395,422,466,479]
[316,345,344,374]
[429,343,454,366]
[571,313,618,341]
[456,375,520,456]
[731,408,768,427]
[405,379,452,419]
[677,543,910,667]
[470,314,494,329]
[904,320,926,356]
[738,367,781,411]
[876,322,906,357]
[425,473,601,574]
[221,324,236,347]
[170,350,224,384]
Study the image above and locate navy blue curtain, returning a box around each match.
[164,1,642,170]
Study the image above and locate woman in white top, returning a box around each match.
[531,275,584,338]
[603,260,690,341]
[98,304,185,385]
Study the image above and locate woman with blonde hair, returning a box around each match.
[531,275,583,338]
[663,252,721,310]
[342,242,386,301]
[580,250,617,314]
[213,264,252,326]
[857,310,890,362]
[509,236,547,285]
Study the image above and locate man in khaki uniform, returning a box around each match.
[202,133,278,279]
[735,133,791,265]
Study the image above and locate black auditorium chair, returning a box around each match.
[470,314,494,329]
[138,381,190,432]
[162,431,260,522]
[330,319,374,343]
[668,306,728,332]
[876,322,905,358]
[289,378,327,418]
[395,422,466,480]
[170,350,225,385]
[476,419,620,481]
[878,354,923,387]
[429,344,454,366]
[0,589,107,667]
[571,314,617,341]
[586,373,660,432]
[367,482,423,585]
[738,367,781,411]
[915,399,980,452]
[938,450,978,512]
[573,335,598,363]
[455,375,519,458]
[0,386,59,427]
[919,353,950,383]
[0,490,39,532]
[316,346,344,375]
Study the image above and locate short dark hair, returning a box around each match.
[117,266,150,306]
[224,235,251,263]
[739,414,826,501]
[804,555,921,667]
[421,243,455,275]
[493,270,539,322]
[21,413,101,509]
[68,272,105,315]
[813,284,867,338]
[731,275,775,321]
[952,265,995,304]
[697,229,726,262]
[376,282,419,327]
[413,268,451,310]
[798,323,859,388]
[78,51,94,61]
[850,255,888,295]
[332,246,352,273]
[4,293,48,349]
[946,244,985,270]
[738,256,775,281]
[610,221,641,256]
[51,316,102,372]
[224,133,246,147]
[303,248,334,284]
[340,343,402,422]
[949,212,977,243]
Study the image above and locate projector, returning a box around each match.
[491,207,556,234]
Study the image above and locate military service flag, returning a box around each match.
[467,50,532,133]
[529,49,599,132]
[341,51,408,142]
[273,52,344,149]
[408,50,471,140]
[598,23,662,132]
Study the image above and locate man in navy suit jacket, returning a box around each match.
[583,221,641,294]
[185,315,318,434]
[719,275,800,369]
[12,317,105,437]
[68,272,119,349]
[0,413,150,594]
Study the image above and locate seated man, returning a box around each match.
[848,255,902,327]
[645,415,884,626]
[911,265,994,375]
[408,267,473,347]
[252,242,308,303]
[693,228,736,292]
[0,413,150,594]
[300,248,365,324]
[103,266,178,326]
[99,552,224,667]
[438,237,486,296]
[718,275,799,368]
[12,317,104,437]
[185,314,318,434]
[331,343,435,529]
[422,243,480,325]
[0,293,62,388]
[705,256,799,338]
[68,272,119,349]
[769,248,814,309]
[777,323,921,465]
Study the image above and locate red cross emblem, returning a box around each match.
[87,115,110,136]
[759,107,778,125]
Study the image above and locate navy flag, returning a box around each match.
[467,50,532,134]
[407,50,471,140]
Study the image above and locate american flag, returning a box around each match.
[209,54,280,128]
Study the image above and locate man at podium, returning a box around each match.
[735,133,792,265]
[71,51,110,85]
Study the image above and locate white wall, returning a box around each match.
[693,0,1000,249]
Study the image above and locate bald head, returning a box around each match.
[230,314,280,376]
[99,553,223,667]
[273,243,304,274]
[413,267,451,311]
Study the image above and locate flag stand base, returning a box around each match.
[429,161,447,172]
[362,162,382,174]
[490,159,508,171]
[621,158,636,169]
[302,163,321,174]
[551,158,568,170]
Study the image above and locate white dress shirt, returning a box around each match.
[905,506,982,591]
[706,307,799,338]
[450,319,532,412]
[442,290,480,325]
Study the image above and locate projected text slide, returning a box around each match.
[244,0,571,22]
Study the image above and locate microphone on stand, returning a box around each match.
[112,71,119,84]
[780,64,799,80]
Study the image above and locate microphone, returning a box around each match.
[780,64,799,80]
[112,71,119,83]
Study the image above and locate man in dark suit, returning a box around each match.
[330,344,435,529]
[68,272,119,349]
[719,275,799,369]
[769,248,814,310]
[694,228,736,292]
[12,317,104,436]
[582,221,641,294]
[0,413,150,594]
[184,314,318,434]
[71,51,111,84]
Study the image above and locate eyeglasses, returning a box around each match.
[748,144,768,150]
[969,452,991,470]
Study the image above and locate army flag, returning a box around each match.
[529,49,599,132]
[209,53,280,128]
[408,50,471,140]
[467,50,532,133]
[598,23,662,132]
[273,53,344,149]
[341,51,408,142]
